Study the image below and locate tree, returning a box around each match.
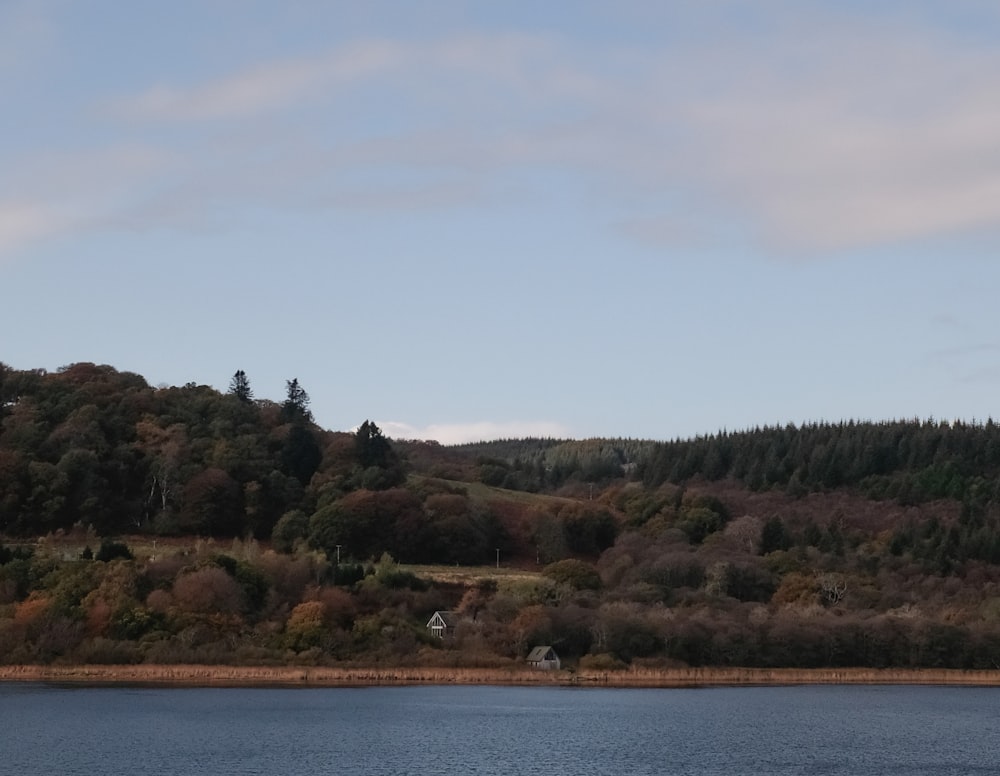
[281,378,312,423]
[228,370,253,402]
[543,559,602,590]
[351,420,404,489]
[178,467,244,535]
[281,425,322,486]
[760,516,791,554]
[355,420,392,469]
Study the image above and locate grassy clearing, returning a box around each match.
[411,475,578,507]
[399,563,543,585]
[17,533,541,587]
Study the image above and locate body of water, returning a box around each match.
[2,683,999,775]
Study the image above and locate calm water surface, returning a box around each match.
[2,683,999,775]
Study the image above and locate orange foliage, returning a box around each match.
[305,586,356,628]
[13,595,51,628]
[85,599,112,637]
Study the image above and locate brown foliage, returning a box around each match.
[13,595,51,629]
[172,567,244,615]
[304,586,356,628]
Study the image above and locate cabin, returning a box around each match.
[426,610,459,639]
[526,645,561,670]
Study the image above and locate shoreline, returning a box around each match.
[3,664,1000,688]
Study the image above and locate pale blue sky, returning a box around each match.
[4,1,1000,443]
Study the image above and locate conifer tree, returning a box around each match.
[228,370,253,402]
[282,378,312,422]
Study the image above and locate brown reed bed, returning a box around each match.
[2,664,1000,688]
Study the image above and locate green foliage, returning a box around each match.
[211,555,270,613]
[110,606,162,640]
[11,361,1000,671]
[281,426,322,486]
[542,559,602,590]
[605,618,663,663]
[677,506,724,544]
[0,544,33,566]
[349,421,404,490]
[228,370,253,403]
[95,540,133,562]
[478,461,508,487]
[760,516,791,554]
[308,489,413,562]
[332,562,365,586]
[281,378,311,423]
[561,506,619,556]
[272,510,309,553]
[638,419,1000,503]
[368,554,428,591]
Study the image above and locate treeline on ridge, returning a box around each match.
[7,361,1000,671]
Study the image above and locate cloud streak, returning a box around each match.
[8,7,1000,258]
[377,420,572,445]
[109,40,406,122]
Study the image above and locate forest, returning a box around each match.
[3,361,1000,670]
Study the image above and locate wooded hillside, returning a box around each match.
[3,361,1000,670]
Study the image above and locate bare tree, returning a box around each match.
[725,515,763,554]
[819,573,848,605]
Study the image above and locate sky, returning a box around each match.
[4,1,1000,444]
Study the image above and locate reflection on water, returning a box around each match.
[2,683,1000,775]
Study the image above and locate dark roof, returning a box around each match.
[526,646,557,662]
[428,611,459,627]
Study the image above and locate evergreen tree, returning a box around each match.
[760,516,791,554]
[355,420,393,469]
[282,378,312,423]
[228,370,253,402]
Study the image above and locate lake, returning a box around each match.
[2,683,999,775]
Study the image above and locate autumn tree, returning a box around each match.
[178,467,244,535]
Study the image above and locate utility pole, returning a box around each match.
[335,545,341,564]
[495,548,500,569]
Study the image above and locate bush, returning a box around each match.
[542,559,602,591]
[95,540,133,562]
[579,652,627,671]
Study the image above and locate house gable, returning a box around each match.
[526,645,561,670]
[426,610,459,638]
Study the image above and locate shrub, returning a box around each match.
[95,540,133,562]
[579,652,627,671]
[172,567,244,615]
[542,559,602,591]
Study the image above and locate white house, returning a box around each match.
[426,610,459,639]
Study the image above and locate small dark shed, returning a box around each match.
[526,646,561,670]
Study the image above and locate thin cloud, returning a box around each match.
[107,34,564,124]
[109,40,405,122]
[10,9,1000,258]
[0,203,64,257]
[0,146,178,261]
[377,420,572,445]
[927,343,1000,361]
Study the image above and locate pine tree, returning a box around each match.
[228,370,253,402]
[281,378,312,422]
